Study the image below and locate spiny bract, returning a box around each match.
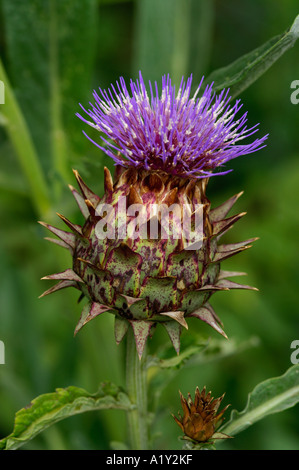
[173,386,230,444]
[39,72,267,358]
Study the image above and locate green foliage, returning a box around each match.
[0,382,133,450]
[0,0,299,450]
[1,0,98,203]
[133,0,213,86]
[205,14,299,98]
[0,59,51,216]
[147,335,259,370]
[220,365,299,437]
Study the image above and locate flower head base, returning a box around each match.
[173,386,230,444]
[77,72,268,179]
[39,72,265,358]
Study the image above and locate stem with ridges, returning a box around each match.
[126,328,149,450]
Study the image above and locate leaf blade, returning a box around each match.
[0,383,133,450]
[204,15,299,98]
[1,0,98,175]
[220,364,299,437]
[0,59,51,217]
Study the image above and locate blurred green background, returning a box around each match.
[0,0,299,450]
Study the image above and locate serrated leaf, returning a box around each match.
[0,382,133,450]
[204,15,299,98]
[220,364,299,437]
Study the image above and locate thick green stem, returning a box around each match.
[126,328,149,450]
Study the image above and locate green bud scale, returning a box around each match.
[39,166,257,358]
[40,73,265,358]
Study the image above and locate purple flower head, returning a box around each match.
[77,72,268,179]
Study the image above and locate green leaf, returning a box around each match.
[133,0,213,86]
[181,436,216,451]
[2,0,98,180]
[147,335,259,370]
[133,0,193,87]
[0,142,29,196]
[147,336,259,417]
[147,341,207,370]
[0,59,51,217]
[187,336,260,367]
[109,440,130,450]
[220,365,299,437]
[204,14,299,98]
[188,0,214,78]
[100,0,134,3]
[0,382,133,450]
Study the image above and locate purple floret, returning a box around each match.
[77,72,268,179]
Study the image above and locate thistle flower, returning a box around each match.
[173,386,230,444]
[39,72,267,358]
[77,72,267,179]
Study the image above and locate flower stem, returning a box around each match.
[126,328,149,450]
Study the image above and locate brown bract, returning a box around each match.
[173,386,230,442]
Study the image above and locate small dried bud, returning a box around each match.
[173,386,230,443]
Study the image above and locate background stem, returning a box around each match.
[126,328,149,450]
[0,59,51,218]
[49,0,70,189]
